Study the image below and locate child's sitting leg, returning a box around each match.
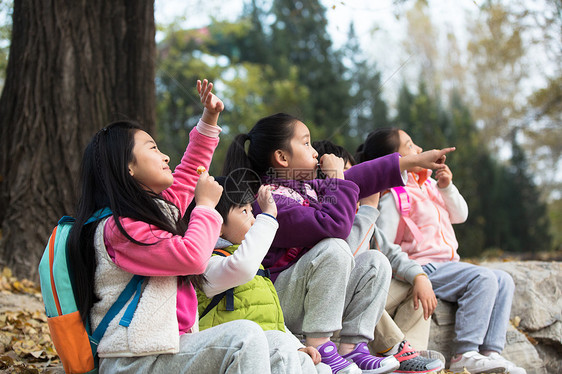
[369,280,444,373]
[383,279,431,350]
[265,329,330,374]
[279,245,399,373]
[100,320,270,373]
[427,262,522,373]
[336,250,400,373]
[275,238,364,373]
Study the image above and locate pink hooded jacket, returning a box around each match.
[378,170,468,265]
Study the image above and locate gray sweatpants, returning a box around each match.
[99,320,319,374]
[274,238,391,345]
[422,261,515,354]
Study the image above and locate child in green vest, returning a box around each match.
[194,171,330,374]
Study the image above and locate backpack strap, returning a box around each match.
[257,268,270,278]
[389,187,423,244]
[85,207,113,224]
[89,275,146,354]
[85,207,144,356]
[199,250,270,320]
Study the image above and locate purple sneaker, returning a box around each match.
[317,341,362,374]
[342,342,400,374]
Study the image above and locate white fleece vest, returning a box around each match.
[90,217,180,357]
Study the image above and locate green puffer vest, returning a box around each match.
[197,245,285,332]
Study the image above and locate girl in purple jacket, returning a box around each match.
[223,113,454,374]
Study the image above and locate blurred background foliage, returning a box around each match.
[0,0,560,256]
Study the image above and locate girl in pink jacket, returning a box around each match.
[358,128,525,374]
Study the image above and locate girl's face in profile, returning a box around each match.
[128,130,173,193]
[284,121,319,180]
[398,130,424,173]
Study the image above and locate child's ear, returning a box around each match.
[272,149,289,168]
[128,163,135,177]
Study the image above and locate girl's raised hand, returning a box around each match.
[257,185,277,218]
[197,79,224,114]
[319,154,345,179]
[434,164,453,188]
[399,147,456,172]
[194,171,223,208]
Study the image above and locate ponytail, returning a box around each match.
[356,127,401,163]
[222,133,252,175]
[354,142,366,164]
[223,113,298,177]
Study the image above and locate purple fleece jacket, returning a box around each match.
[253,153,403,281]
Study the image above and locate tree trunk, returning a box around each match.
[0,0,156,280]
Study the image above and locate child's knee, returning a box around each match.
[356,250,392,278]
[226,320,267,341]
[316,238,354,263]
[495,269,515,294]
[474,267,499,293]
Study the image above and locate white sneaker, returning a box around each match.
[448,351,507,373]
[484,352,526,374]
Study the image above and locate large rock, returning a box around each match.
[427,261,561,374]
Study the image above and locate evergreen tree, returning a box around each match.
[155,21,310,173]
[344,23,389,151]
[394,80,447,150]
[506,132,552,253]
[269,0,351,137]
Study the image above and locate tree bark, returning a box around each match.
[0,0,156,280]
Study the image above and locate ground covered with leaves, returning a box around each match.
[0,268,62,373]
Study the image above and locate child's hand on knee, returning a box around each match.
[299,346,321,365]
[413,274,437,320]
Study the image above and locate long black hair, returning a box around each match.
[222,113,298,177]
[68,120,200,323]
[355,127,401,163]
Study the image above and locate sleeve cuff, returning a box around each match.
[405,267,426,285]
[437,181,454,192]
[256,213,280,228]
[196,119,222,138]
[260,212,278,221]
[357,205,380,221]
[193,205,224,224]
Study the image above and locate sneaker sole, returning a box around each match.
[392,358,444,373]
[448,367,507,374]
[391,366,444,373]
[360,361,401,374]
[417,350,446,365]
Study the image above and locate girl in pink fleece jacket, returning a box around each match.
[66,80,278,373]
[359,128,526,374]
